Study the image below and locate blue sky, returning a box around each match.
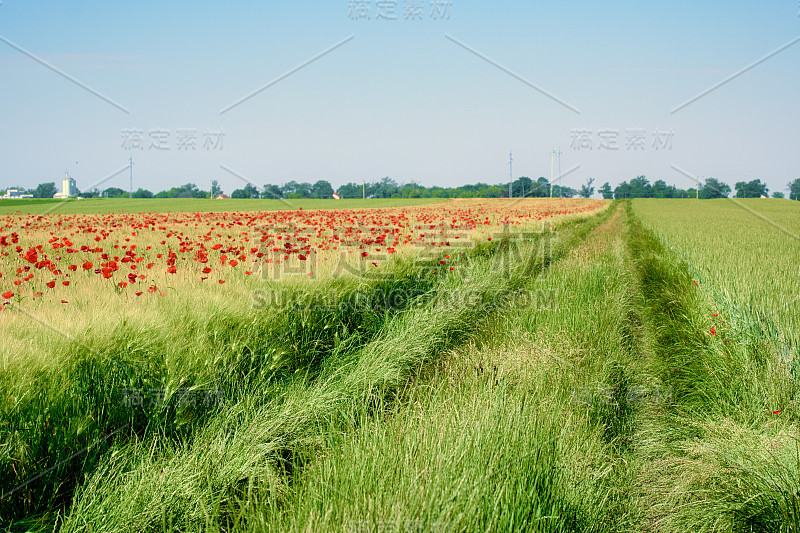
[0,1,798,195]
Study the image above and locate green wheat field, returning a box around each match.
[1,198,799,532]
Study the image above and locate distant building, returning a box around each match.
[215,193,230,199]
[332,192,341,200]
[53,172,78,199]
[2,189,33,199]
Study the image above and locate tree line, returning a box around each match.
[601,177,789,199]
[5,177,800,200]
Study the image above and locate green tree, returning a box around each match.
[735,179,768,198]
[132,188,153,198]
[261,184,282,200]
[772,191,785,199]
[398,182,424,198]
[368,177,399,199]
[311,180,334,199]
[598,182,613,199]
[282,181,311,198]
[526,177,550,198]
[629,176,652,197]
[155,183,208,198]
[512,177,533,198]
[700,178,731,199]
[33,182,58,198]
[788,178,800,201]
[337,182,363,199]
[477,185,503,198]
[211,180,222,198]
[551,185,577,198]
[102,187,126,198]
[578,178,595,198]
[231,183,259,199]
[613,182,631,199]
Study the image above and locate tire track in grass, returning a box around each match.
[624,201,800,532]
[0,256,449,526]
[253,204,653,532]
[0,236,550,527]
[59,208,616,532]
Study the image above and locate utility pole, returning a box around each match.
[549,149,562,198]
[362,180,365,199]
[129,156,134,198]
[558,148,561,198]
[508,151,513,198]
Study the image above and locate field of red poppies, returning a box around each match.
[0,198,604,306]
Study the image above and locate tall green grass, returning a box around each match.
[0,253,461,524]
[54,210,614,531]
[632,198,800,375]
[625,201,800,531]
[1,207,611,530]
[219,203,648,532]
[9,197,799,532]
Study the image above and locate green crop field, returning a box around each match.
[1,198,799,532]
[0,197,446,215]
[633,198,800,357]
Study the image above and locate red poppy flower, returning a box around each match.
[2,291,13,299]
[167,266,177,274]
[33,291,42,298]
[135,291,143,296]
[62,281,70,286]
[46,280,56,289]
[61,300,68,303]
[202,267,212,274]
[218,279,225,284]
[773,410,782,415]
[709,327,716,336]
[83,261,93,270]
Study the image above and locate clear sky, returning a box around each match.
[0,1,798,196]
